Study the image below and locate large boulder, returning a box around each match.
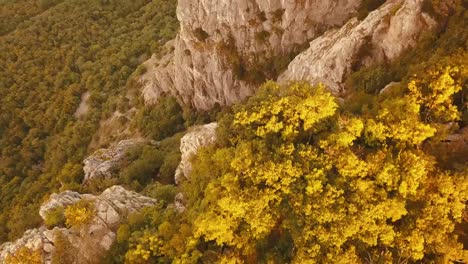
[175,123,218,184]
[141,0,362,110]
[83,138,149,183]
[279,0,436,94]
[0,186,157,264]
[0,227,49,263]
[39,191,83,220]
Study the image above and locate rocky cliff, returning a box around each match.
[175,122,218,184]
[83,138,151,183]
[279,0,436,94]
[141,0,362,110]
[0,186,156,264]
[142,0,438,110]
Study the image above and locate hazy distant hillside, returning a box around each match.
[0,0,178,242]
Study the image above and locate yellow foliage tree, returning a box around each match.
[233,81,338,141]
[64,200,95,228]
[186,81,467,263]
[408,66,464,123]
[5,247,42,264]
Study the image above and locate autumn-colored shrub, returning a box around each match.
[5,247,42,264]
[51,230,76,264]
[179,81,467,263]
[64,200,95,228]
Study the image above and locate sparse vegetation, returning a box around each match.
[44,206,66,228]
[52,230,76,264]
[271,9,285,23]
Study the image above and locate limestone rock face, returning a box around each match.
[0,227,49,263]
[142,0,362,110]
[279,0,436,94]
[175,123,218,184]
[141,41,176,105]
[83,138,149,183]
[39,191,83,220]
[0,186,157,264]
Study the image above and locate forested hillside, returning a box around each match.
[0,0,467,263]
[0,0,178,242]
[105,3,468,263]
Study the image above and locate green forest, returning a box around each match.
[0,0,179,242]
[0,0,467,263]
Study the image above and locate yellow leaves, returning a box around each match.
[194,208,236,246]
[253,160,303,191]
[278,143,295,156]
[196,176,281,248]
[333,150,368,178]
[367,148,434,198]
[409,66,463,123]
[396,150,431,197]
[233,82,337,141]
[230,142,255,172]
[188,80,467,263]
[5,247,42,264]
[64,200,94,228]
[297,85,338,131]
[391,119,435,145]
[217,196,248,219]
[376,96,436,145]
[125,223,192,264]
[125,232,158,263]
[305,169,325,195]
[331,246,361,264]
[383,199,407,222]
[321,116,364,147]
[364,119,388,144]
[375,161,399,190]
[435,173,468,220]
[403,231,426,260]
[219,255,244,264]
[379,228,396,245]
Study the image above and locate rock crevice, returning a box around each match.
[175,122,218,184]
[142,0,437,109]
[0,186,157,264]
[279,0,436,94]
[141,0,363,110]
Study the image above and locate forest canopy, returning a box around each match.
[0,0,467,263]
[0,0,178,242]
[111,77,466,263]
[108,7,468,262]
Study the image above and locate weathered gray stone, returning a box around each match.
[174,192,186,213]
[83,138,149,183]
[43,243,55,253]
[175,123,218,184]
[0,186,157,264]
[279,0,436,94]
[142,0,363,110]
[0,227,47,263]
[39,191,82,220]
